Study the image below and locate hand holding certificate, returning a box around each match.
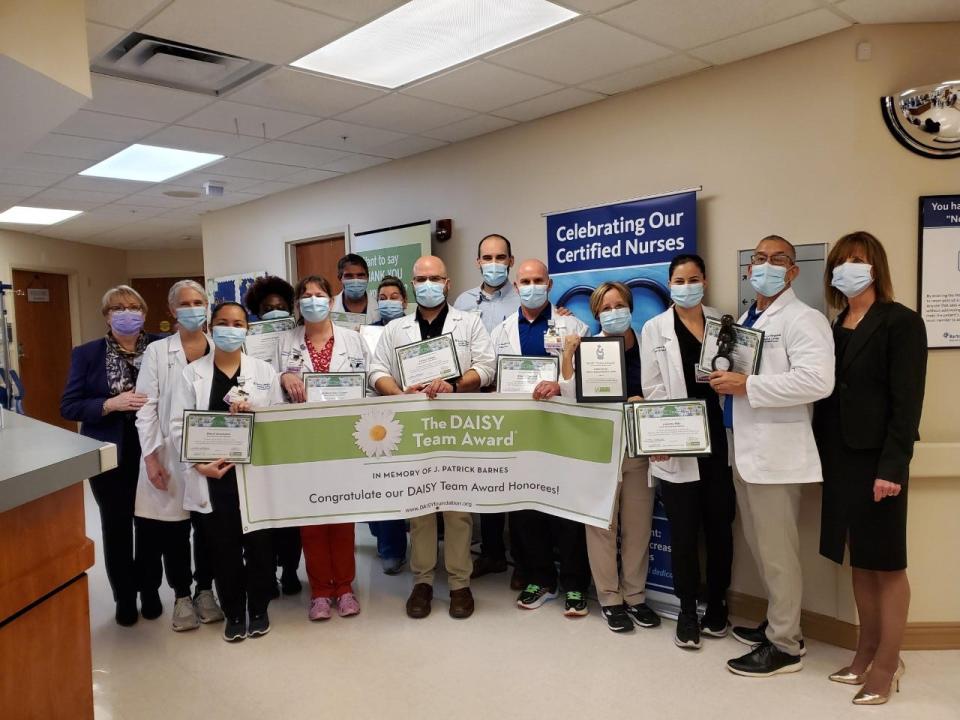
[624,400,712,457]
[575,336,627,403]
[396,333,462,389]
[181,411,254,464]
[245,317,296,372]
[303,372,366,402]
[497,355,559,394]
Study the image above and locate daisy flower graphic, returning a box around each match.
[353,409,404,457]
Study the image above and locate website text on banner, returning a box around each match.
[238,395,624,533]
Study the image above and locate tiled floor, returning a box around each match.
[84,484,960,720]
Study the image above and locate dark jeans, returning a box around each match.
[479,512,506,561]
[511,510,590,592]
[368,520,407,560]
[272,526,302,574]
[658,458,736,613]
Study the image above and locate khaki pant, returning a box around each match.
[586,455,654,607]
[410,511,473,590]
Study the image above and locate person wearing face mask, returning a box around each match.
[61,285,162,626]
[559,282,661,634]
[813,232,926,706]
[169,302,283,642]
[708,235,834,678]
[490,259,591,617]
[639,254,735,649]
[370,255,495,620]
[133,280,223,632]
[243,275,303,597]
[331,254,380,324]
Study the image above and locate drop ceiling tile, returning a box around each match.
[493,88,605,122]
[86,22,126,59]
[203,157,304,180]
[281,120,407,154]
[835,0,960,23]
[227,68,386,118]
[56,175,150,194]
[7,153,92,174]
[581,54,708,94]
[241,180,303,196]
[114,191,200,208]
[0,168,71,188]
[166,172,263,192]
[26,187,126,206]
[319,154,389,173]
[85,0,170,28]
[0,184,39,201]
[601,0,820,50]
[423,114,518,142]
[85,74,214,123]
[178,100,321,139]
[54,109,165,143]
[281,168,344,184]
[0,196,23,212]
[236,141,347,168]
[24,193,109,211]
[404,62,562,113]
[489,18,673,85]
[89,203,170,219]
[142,0,355,65]
[691,9,849,65]
[556,0,631,12]
[39,214,133,239]
[196,192,262,209]
[28,134,126,161]
[337,94,475,134]
[371,136,447,159]
[144,125,266,155]
[282,0,407,23]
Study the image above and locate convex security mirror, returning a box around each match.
[882,80,960,159]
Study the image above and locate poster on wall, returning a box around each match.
[351,221,432,312]
[207,271,267,313]
[919,195,960,349]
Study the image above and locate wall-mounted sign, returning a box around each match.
[919,195,960,349]
[26,288,49,303]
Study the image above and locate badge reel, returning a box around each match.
[543,319,565,356]
[286,346,306,374]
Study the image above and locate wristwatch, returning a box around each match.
[448,377,459,393]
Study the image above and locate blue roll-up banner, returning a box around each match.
[545,187,698,616]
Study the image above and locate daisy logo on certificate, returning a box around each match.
[353,409,404,457]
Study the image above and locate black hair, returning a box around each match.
[668,253,706,279]
[377,275,407,300]
[211,301,248,324]
[476,233,512,259]
[243,275,295,316]
[337,254,369,278]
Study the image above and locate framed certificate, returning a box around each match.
[180,411,255,464]
[624,399,711,457]
[245,317,296,371]
[496,355,559,394]
[575,336,627,403]
[330,311,367,332]
[699,317,764,375]
[395,333,462,388]
[303,372,366,402]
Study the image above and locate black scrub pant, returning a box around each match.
[135,517,193,598]
[511,510,590,592]
[272,527,302,576]
[658,458,736,613]
[479,512,507,561]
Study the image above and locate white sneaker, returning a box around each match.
[193,589,224,624]
[172,596,200,632]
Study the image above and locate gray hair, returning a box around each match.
[101,285,148,316]
[167,279,208,309]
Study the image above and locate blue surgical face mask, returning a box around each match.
[378,299,405,321]
[342,278,368,301]
[110,309,144,336]
[212,326,246,352]
[831,262,873,299]
[175,306,207,331]
[299,296,330,323]
[599,307,632,335]
[670,283,705,309]
[481,263,509,288]
[518,284,549,310]
[260,309,290,320]
[414,281,446,309]
[749,263,788,298]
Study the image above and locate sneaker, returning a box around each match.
[223,616,246,642]
[193,589,224,624]
[625,602,661,628]
[172,596,200,632]
[517,584,558,610]
[381,557,404,575]
[563,591,588,617]
[115,597,138,627]
[675,611,702,649]
[248,611,270,637]
[140,591,163,620]
[732,620,806,656]
[280,569,302,595]
[701,603,729,638]
[727,641,803,677]
[337,593,361,617]
[308,597,332,621]
[601,604,634,633]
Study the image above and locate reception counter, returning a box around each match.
[0,409,116,719]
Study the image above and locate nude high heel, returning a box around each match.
[828,663,870,685]
[852,658,905,705]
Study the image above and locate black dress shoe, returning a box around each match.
[509,567,526,591]
[115,598,138,627]
[280,569,302,595]
[140,591,163,620]
[470,555,507,578]
[732,620,806,655]
[727,641,803,677]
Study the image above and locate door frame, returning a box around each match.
[283,225,351,284]
[5,262,80,375]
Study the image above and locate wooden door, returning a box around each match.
[11,270,73,430]
[294,236,345,294]
[131,276,204,335]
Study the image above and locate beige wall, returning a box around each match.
[202,23,960,624]
[126,247,205,279]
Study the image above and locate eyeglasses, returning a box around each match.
[108,305,143,313]
[412,275,447,283]
[750,253,794,267]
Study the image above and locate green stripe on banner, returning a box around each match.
[251,408,614,466]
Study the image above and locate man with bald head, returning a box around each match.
[369,255,495,619]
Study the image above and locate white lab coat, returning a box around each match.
[277,323,372,395]
[169,352,283,513]
[368,305,496,389]
[489,306,589,357]
[331,290,380,324]
[134,332,211,520]
[732,288,835,485]
[640,305,724,484]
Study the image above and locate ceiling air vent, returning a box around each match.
[91,33,271,96]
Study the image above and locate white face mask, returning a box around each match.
[831,262,873,298]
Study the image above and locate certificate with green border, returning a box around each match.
[496,355,559,394]
[303,372,366,402]
[330,311,367,332]
[245,317,296,371]
[180,411,255,464]
[395,333,462,388]
[624,399,711,457]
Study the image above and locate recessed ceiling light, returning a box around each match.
[290,0,578,89]
[0,206,83,225]
[80,144,223,182]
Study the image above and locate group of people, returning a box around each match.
[61,230,926,706]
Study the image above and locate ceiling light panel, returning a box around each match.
[79,144,223,182]
[291,0,579,89]
[0,206,83,225]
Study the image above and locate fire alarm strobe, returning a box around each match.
[202,181,225,197]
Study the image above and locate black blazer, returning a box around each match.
[815,302,927,484]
